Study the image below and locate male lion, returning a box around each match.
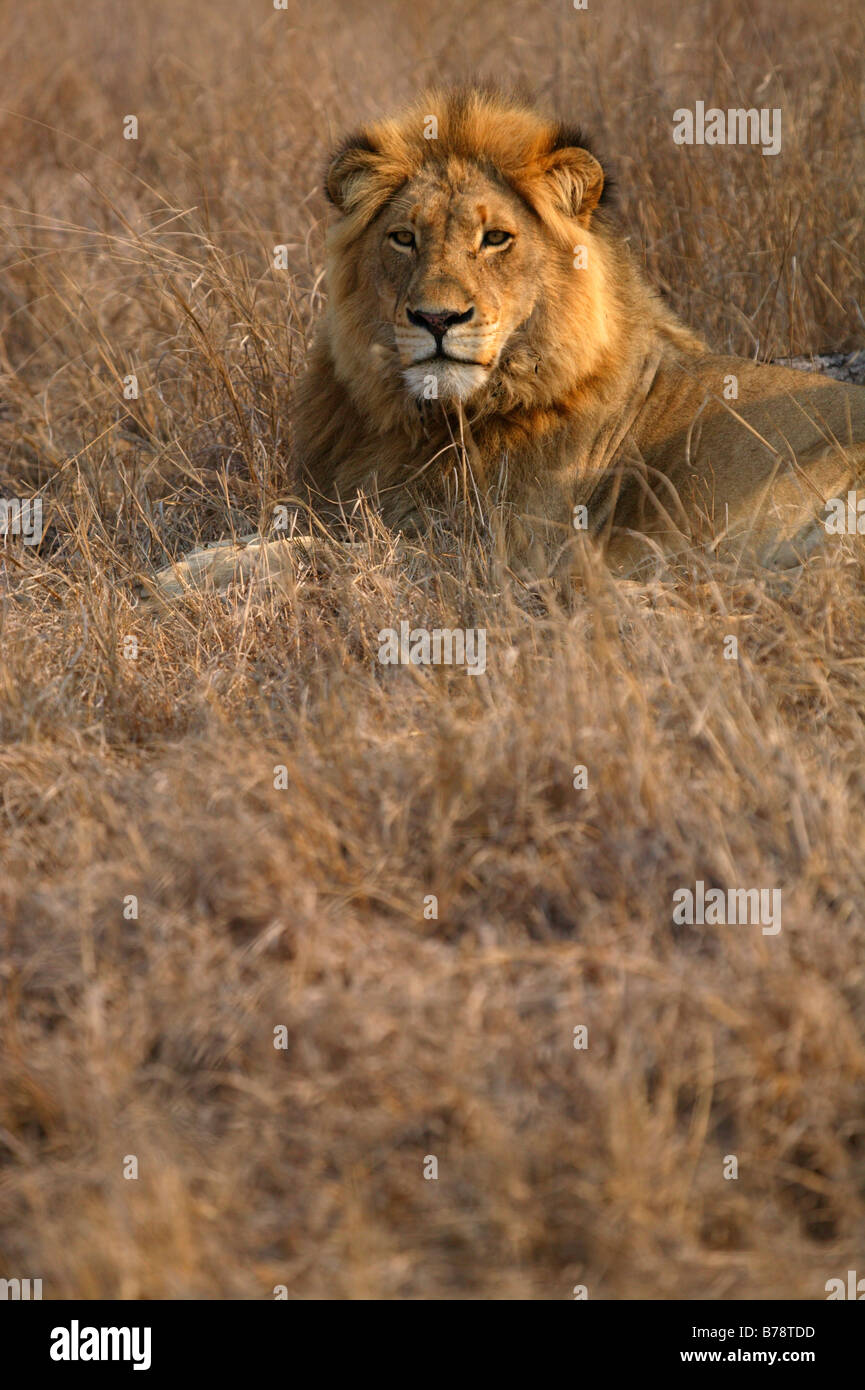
[150,86,865,597]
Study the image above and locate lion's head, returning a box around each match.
[321,87,618,416]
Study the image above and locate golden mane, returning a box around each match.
[325,85,614,249]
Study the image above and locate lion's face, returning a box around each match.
[367,166,547,402]
[323,90,609,416]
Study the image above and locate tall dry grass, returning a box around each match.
[1,0,864,1298]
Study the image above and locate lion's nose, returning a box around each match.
[407,306,474,336]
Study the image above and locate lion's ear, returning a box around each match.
[537,144,605,220]
[515,133,605,229]
[325,134,385,215]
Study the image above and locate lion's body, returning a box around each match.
[617,354,865,567]
[150,87,865,598]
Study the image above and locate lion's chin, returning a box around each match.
[401,360,488,403]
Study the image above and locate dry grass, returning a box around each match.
[2,0,865,1299]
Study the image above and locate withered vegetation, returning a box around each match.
[1,0,864,1298]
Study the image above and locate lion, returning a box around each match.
[148,85,865,599]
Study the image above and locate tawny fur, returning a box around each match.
[151,86,865,596]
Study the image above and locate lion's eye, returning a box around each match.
[389,229,416,249]
[482,229,513,248]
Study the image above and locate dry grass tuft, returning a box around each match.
[1,0,865,1298]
